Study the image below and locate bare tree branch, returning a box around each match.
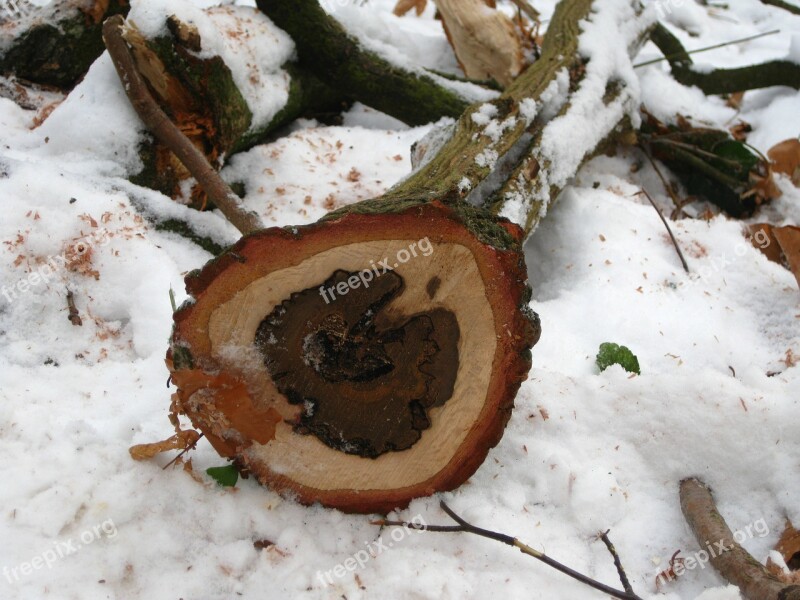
[378,500,644,600]
[648,23,800,94]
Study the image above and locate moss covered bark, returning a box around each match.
[255,0,473,125]
[0,0,129,88]
[650,23,800,94]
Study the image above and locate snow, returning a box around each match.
[1,0,799,599]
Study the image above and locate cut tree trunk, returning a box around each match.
[162,0,650,514]
[0,0,129,88]
[170,203,537,513]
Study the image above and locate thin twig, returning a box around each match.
[379,500,644,600]
[66,289,82,326]
[162,432,205,470]
[599,530,634,595]
[637,189,690,273]
[102,15,262,236]
[635,29,780,68]
[641,146,686,217]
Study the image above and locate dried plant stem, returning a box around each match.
[637,189,690,273]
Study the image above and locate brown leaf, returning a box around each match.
[773,226,800,289]
[768,138,800,186]
[129,430,201,461]
[777,520,800,570]
[393,0,427,16]
[729,120,751,142]
[748,224,783,264]
[748,224,800,289]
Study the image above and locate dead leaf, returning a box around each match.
[393,0,427,16]
[768,138,800,186]
[748,224,800,289]
[777,521,800,571]
[129,430,201,461]
[748,223,783,264]
[773,226,800,289]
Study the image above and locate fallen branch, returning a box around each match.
[679,478,800,600]
[102,15,262,236]
[649,23,800,94]
[256,0,478,125]
[761,0,800,16]
[378,501,644,600]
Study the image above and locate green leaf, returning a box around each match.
[713,140,759,169]
[596,342,641,375]
[206,464,239,487]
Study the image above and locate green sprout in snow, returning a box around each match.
[596,342,641,375]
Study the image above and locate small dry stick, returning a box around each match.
[634,29,781,68]
[599,529,634,595]
[637,189,690,273]
[378,500,644,600]
[680,478,800,600]
[641,147,687,218]
[102,15,262,236]
[66,289,82,326]
[162,432,205,470]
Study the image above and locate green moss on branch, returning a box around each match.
[255,0,472,125]
[0,0,129,88]
[650,23,800,94]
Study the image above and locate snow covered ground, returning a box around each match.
[0,0,798,598]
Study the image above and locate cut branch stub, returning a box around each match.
[170,201,539,513]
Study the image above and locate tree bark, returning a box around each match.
[162,0,650,514]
